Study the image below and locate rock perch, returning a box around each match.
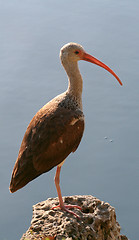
[21,195,128,240]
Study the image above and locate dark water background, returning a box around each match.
[0,0,139,239]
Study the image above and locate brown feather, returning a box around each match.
[10,95,84,193]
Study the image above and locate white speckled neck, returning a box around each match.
[62,60,83,109]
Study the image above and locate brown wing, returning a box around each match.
[10,99,84,193]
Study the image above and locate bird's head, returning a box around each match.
[60,42,85,63]
[60,42,122,86]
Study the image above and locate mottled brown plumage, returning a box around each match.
[10,93,84,192]
[10,42,122,217]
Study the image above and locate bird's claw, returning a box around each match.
[51,204,82,218]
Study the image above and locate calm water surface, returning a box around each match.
[0,0,139,239]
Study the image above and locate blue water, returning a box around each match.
[0,0,139,239]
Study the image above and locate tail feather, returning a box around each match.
[9,158,41,193]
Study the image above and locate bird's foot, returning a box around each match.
[51,204,82,218]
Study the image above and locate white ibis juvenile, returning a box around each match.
[10,42,122,217]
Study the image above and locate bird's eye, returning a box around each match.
[74,51,79,55]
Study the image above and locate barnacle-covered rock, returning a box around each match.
[21,195,128,240]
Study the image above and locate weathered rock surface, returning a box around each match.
[21,195,128,240]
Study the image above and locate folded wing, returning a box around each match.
[10,100,84,193]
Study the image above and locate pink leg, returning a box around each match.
[51,165,81,218]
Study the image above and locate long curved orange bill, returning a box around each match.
[83,52,122,86]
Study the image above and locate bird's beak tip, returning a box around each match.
[82,52,122,86]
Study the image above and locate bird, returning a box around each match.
[10,42,122,217]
